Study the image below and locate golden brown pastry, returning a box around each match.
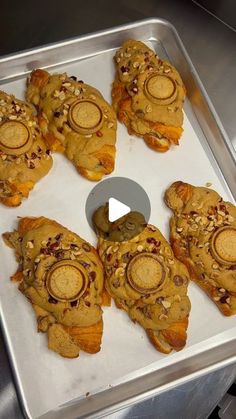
[165,181,236,316]
[3,217,104,358]
[26,69,117,181]
[97,221,191,354]
[0,91,53,207]
[112,40,186,152]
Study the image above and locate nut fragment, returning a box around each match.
[162,300,171,309]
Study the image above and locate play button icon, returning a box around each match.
[85,177,151,241]
[108,198,130,222]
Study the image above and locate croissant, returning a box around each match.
[165,181,236,316]
[3,216,104,358]
[112,40,186,152]
[26,69,117,181]
[0,90,52,206]
[96,216,191,354]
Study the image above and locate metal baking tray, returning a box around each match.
[0,18,236,419]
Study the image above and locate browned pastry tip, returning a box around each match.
[26,69,117,181]
[112,39,186,153]
[3,216,104,358]
[165,181,236,316]
[97,223,191,354]
[0,90,52,207]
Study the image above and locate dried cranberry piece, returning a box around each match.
[173,275,184,286]
[156,297,164,304]
[121,66,129,73]
[31,152,37,159]
[49,242,60,251]
[107,253,112,262]
[55,233,62,241]
[89,271,96,281]
[55,250,64,259]
[29,161,35,169]
[70,243,79,249]
[70,300,77,307]
[220,295,229,304]
[48,296,58,304]
[82,243,91,252]
[78,260,90,268]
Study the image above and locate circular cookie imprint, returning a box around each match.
[68,99,104,135]
[46,260,88,302]
[0,121,33,156]
[210,226,236,266]
[144,74,177,106]
[127,252,166,294]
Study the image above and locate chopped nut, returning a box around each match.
[162,300,171,309]
[159,314,168,320]
[217,210,225,217]
[212,263,219,270]
[115,267,125,277]
[53,90,60,98]
[164,68,171,74]
[26,241,34,249]
[168,259,174,265]
[85,134,92,138]
[214,296,220,301]
[116,57,120,63]
[23,269,30,276]
[226,297,230,304]
[195,216,202,223]
[107,122,114,129]
[205,182,212,187]
[137,245,143,252]
[176,227,183,233]
[219,288,226,293]
[74,89,80,96]
[227,215,234,222]
[133,61,139,68]
[1,154,7,160]
[41,240,47,246]
[145,104,152,113]
[174,294,181,302]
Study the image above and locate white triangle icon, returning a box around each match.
[108,197,130,222]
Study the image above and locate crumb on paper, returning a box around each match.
[85,392,90,397]
[205,182,212,187]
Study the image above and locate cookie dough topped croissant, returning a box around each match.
[112,40,186,152]
[95,207,191,354]
[3,217,104,358]
[0,91,52,207]
[27,69,117,181]
[165,181,236,316]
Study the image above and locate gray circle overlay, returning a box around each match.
[85,176,151,238]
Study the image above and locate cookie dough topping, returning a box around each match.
[0,121,32,155]
[210,226,236,265]
[68,99,104,134]
[127,252,166,294]
[46,260,88,302]
[144,74,177,106]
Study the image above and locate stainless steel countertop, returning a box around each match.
[0,1,236,418]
